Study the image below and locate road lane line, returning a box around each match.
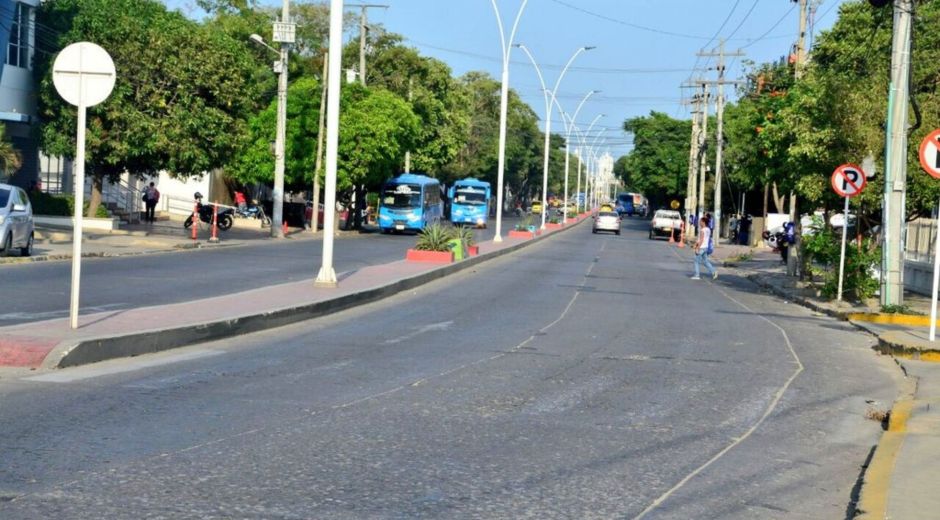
[635,251,806,519]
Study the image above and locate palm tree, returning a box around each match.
[0,125,22,179]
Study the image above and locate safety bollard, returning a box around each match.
[191,201,198,242]
[209,203,219,243]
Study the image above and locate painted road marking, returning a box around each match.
[383,321,454,344]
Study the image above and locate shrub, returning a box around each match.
[515,215,533,231]
[451,225,475,247]
[803,216,880,300]
[29,192,110,218]
[415,222,453,252]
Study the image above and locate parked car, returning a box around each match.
[0,183,34,257]
[305,201,325,228]
[649,209,682,240]
[593,211,621,235]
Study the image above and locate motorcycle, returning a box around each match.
[184,201,234,231]
[235,203,272,227]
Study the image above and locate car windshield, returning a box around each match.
[0,188,9,208]
[382,183,421,208]
[453,188,486,205]
[656,211,680,219]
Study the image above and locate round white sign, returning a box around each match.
[52,42,116,107]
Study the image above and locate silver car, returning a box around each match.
[0,183,35,257]
[592,211,621,235]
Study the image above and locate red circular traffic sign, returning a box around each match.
[919,129,940,179]
[831,163,867,198]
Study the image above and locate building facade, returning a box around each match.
[1,0,39,188]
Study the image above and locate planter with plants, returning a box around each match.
[406,222,454,263]
[509,216,536,238]
[452,225,478,256]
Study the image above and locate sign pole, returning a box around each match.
[930,196,940,341]
[837,194,849,302]
[69,103,86,329]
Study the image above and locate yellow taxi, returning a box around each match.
[531,200,543,214]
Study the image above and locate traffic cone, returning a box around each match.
[668,228,675,244]
[282,220,289,236]
[677,223,686,248]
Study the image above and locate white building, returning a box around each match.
[1,0,39,188]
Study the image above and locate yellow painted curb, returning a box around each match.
[855,381,916,520]
[848,313,937,327]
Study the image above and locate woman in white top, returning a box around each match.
[692,214,717,280]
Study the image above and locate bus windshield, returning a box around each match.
[454,187,487,205]
[383,183,422,208]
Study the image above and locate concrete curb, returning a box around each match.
[855,374,917,520]
[43,220,585,369]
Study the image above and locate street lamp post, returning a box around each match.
[576,114,603,213]
[550,93,597,224]
[249,4,295,239]
[515,44,594,229]
[489,0,529,243]
[315,0,345,287]
[586,130,607,207]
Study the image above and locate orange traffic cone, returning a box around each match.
[677,223,686,248]
[282,220,289,236]
[668,228,675,244]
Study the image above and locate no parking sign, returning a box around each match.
[830,163,867,198]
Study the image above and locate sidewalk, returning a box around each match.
[0,215,590,372]
[2,221,321,265]
[711,239,940,520]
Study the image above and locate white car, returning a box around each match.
[649,209,682,239]
[0,183,34,257]
[592,211,621,235]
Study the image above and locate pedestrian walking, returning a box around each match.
[692,214,717,280]
[143,182,160,223]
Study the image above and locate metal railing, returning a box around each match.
[84,178,143,224]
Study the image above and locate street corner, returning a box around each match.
[0,336,60,369]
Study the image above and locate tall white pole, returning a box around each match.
[930,197,940,341]
[69,104,86,329]
[490,0,528,243]
[837,195,849,302]
[316,0,344,287]
[271,0,290,238]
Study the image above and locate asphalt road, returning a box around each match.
[0,217,899,518]
[1,218,518,326]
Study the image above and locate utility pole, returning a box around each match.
[786,0,809,274]
[698,39,744,238]
[269,0,295,238]
[698,83,709,227]
[682,93,702,239]
[347,3,388,86]
[882,0,914,306]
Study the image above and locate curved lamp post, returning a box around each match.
[515,43,594,229]
[549,90,597,224]
[489,0,529,243]
[585,129,608,208]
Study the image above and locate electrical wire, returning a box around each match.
[723,0,761,41]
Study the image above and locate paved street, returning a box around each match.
[0,218,899,518]
[1,219,516,326]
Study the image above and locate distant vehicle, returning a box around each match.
[448,178,491,228]
[531,200,543,215]
[378,173,443,233]
[649,209,682,240]
[599,202,616,213]
[616,192,648,217]
[0,183,34,257]
[593,211,621,235]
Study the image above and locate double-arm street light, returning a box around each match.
[489,0,529,243]
[514,43,594,229]
[573,114,604,213]
[584,129,607,208]
[549,92,598,224]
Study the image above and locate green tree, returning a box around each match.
[36,0,266,216]
[620,112,692,207]
[226,77,320,188]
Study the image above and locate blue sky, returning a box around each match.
[163,0,852,158]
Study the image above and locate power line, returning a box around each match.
[724,0,761,41]
[741,3,797,49]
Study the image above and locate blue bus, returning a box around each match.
[447,178,491,228]
[378,173,444,233]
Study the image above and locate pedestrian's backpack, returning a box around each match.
[706,234,714,255]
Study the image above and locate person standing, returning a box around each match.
[143,182,160,223]
[692,214,717,280]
